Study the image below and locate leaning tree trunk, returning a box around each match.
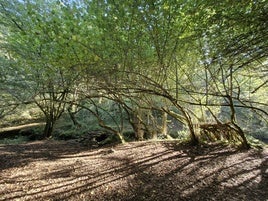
[173,103,199,145]
[227,95,250,149]
[97,119,126,144]
[115,132,126,144]
[67,106,81,127]
[231,122,250,149]
[187,119,199,145]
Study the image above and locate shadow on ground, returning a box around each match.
[0,141,267,201]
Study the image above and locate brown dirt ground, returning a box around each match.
[0,140,267,201]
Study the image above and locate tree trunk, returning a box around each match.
[43,118,54,138]
[227,95,250,149]
[97,119,126,144]
[162,106,199,145]
[232,122,250,149]
[116,132,126,144]
[161,110,168,136]
[173,103,199,145]
[135,118,144,141]
[146,110,158,140]
[152,130,158,140]
[188,122,199,145]
[68,107,81,127]
[131,110,144,141]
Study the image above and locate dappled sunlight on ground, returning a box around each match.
[0,140,267,201]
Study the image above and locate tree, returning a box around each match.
[1,0,266,146]
[180,0,268,148]
[0,0,82,137]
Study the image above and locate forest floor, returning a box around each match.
[0,140,267,201]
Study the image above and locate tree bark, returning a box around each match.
[161,109,168,136]
[134,116,144,141]
[232,122,250,149]
[68,107,81,127]
[43,118,54,138]
[170,102,199,145]
[116,132,126,144]
[130,109,145,141]
[227,95,250,149]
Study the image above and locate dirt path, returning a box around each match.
[0,140,267,201]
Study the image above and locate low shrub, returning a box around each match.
[0,135,29,144]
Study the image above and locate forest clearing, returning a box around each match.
[0,140,267,201]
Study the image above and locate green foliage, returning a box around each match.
[0,0,267,145]
[122,130,136,142]
[246,134,266,149]
[53,111,101,140]
[19,126,44,140]
[0,135,29,144]
[249,127,268,144]
[171,129,190,141]
[0,104,42,127]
